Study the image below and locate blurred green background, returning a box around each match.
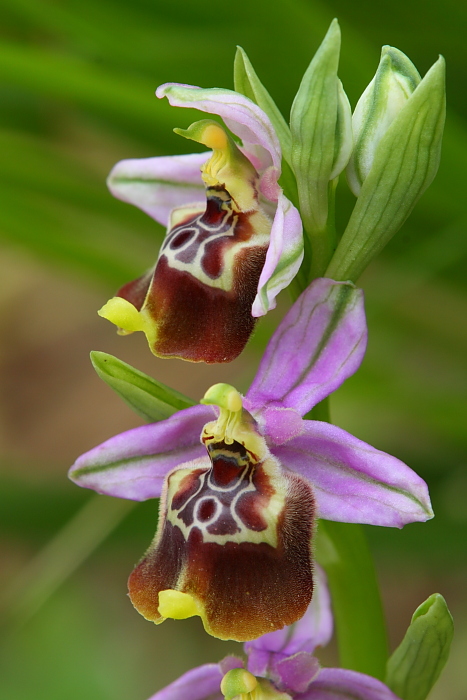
[0,0,466,698]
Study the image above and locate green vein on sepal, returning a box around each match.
[90,351,195,422]
[385,593,454,700]
[73,451,179,478]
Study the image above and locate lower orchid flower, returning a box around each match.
[100,83,303,363]
[145,569,401,700]
[70,278,433,641]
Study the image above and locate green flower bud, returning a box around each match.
[347,46,421,196]
[385,593,454,700]
[326,53,445,283]
[290,19,352,235]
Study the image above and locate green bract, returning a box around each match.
[385,593,454,700]
[326,54,445,283]
[90,351,194,422]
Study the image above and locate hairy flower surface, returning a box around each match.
[145,570,401,700]
[101,83,303,363]
[70,278,433,640]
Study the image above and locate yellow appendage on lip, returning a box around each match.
[157,589,201,620]
[98,297,156,344]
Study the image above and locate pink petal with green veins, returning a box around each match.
[248,279,367,414]
[252,192,303,316]
[68,404,213,501]
[156,83,282,172]
[107,152,208,227]
[273,421,433,527]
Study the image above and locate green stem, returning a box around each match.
[304,178,339,282]
[316,520,389,680]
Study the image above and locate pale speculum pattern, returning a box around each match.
[159,187,261,290]
[167,437,277,546]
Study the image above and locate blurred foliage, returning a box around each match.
[0,0,466,698]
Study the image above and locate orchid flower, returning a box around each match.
[145,569,401,700]
[70,278,432,641]
[100,83,303,363]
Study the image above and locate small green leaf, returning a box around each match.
[234,46,292,164]
[90,351,195,422]
[326,56,446,283]
[385,593,454,700]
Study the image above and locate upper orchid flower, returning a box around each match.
[100,83,303,363]
[70,278,433,641]
[145,571,402,700]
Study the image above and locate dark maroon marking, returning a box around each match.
[170,469,205,511]
[198,499,216,521]
[170,229,196,249]
[206,512,241,536]
[199,237,226,278]
[209,455,244,488]
[161,213,199,251]
[236,491,269,531]
[175,458,248,532]
[143,248,267,363]
[173,443,274,537]
[200,211,256,279]
[201,195,230,226]
[166,208,235,269]
[235,462,275,529]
